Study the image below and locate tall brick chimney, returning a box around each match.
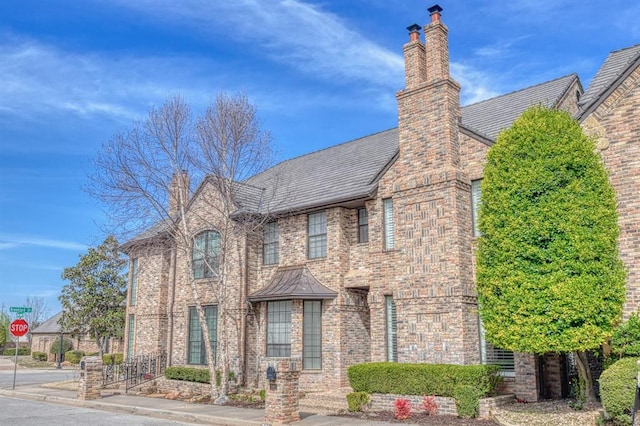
[169,170,190,217]
[392,5,477,366]
[396,3,461,177]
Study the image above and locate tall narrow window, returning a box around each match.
[385,296,397,362]
[187,305,218,365]
[358,208,369,243]
[308,211,327,259]
[127,314,135,360]
[130,258,138,306]
[479,317,514,376]
[471,179,482,237]
[267,300,291,357]
[263,222,279,265]
[193,231,221,279]
[383,199,395,250]
[303,301,322,369]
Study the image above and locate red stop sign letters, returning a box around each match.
[10,319,29,337]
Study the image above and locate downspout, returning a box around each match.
[241,234,249,387]
[168,245,177,366]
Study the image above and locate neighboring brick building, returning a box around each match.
[122,5,640,402]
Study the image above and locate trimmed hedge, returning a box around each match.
[348,362,501,397]
[64,350,85,364]
[599,357,640,425]
[346,391,371,412]
[32,351,47,361]
[102,353,124,365]
[164,366,210,384]
[3,348,31,356]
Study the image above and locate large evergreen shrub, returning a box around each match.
[599,357,640,425]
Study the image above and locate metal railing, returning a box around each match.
[103,351,167,391]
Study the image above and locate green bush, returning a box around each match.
[259,389,266,401]
[347,362,501,398]
[32,351,47,361]
[599,357,640,425]
[611,313,640,359]
[64,350,85,364]
[346,391,371,412]
[164,366,210,384]
[50,337,72,355]
[102,353,124,365]
[2,348,31,356]
[454,384,482,418]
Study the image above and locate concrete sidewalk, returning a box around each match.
[0,382,402,425]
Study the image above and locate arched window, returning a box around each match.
[192,230,220,279]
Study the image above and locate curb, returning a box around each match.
[0,389,262,425]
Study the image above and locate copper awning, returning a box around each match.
[248,266,338,302]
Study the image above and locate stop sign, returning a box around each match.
[9,319,29,337]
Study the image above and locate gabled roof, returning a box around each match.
[578,44,640,119]
[248,266,338,302]
[460,74,579,141]
[31,311,62,334]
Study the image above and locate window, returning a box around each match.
[479,318,515,376]
[130,258,138,306]
[303,301,322,369]
[267,300,291,357]
[383,199,395,250]
[127,314,135,359]
[385,296,398,362]
[263,222,279,265]
[308,211,327,259]
[358,208,369,243]
[188,305,218,365]
[193,231,220,279]
[471,179,482,237]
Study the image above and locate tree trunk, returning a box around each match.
[574,350,597,404]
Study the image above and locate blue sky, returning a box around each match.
[0,0,638,319]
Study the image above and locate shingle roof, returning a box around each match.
[244,128,399,215]
[460,74,578,141]
[578,44,640,117]
[31,311,62,334]
[241,75,576,214]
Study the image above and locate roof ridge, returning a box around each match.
[463,73,578,109]
[608,43,640,55]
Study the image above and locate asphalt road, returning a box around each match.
[0,366,78,389]
[1,395,197,425]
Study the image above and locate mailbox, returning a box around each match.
[266,365,276,381]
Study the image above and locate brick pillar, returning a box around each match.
[262,357,301,425]
[77,356,103,400]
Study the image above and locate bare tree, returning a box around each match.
[89,93,276,399]
[23,297,50,346]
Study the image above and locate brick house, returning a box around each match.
[122,5,640,402]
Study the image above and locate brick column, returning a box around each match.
[262,357,301,425]
[77,356,103,400]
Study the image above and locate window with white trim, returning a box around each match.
[187,305,218,365]
[303,300,322,369]
[308,211,327,259]
[130,258,138,306]
[193,230,220,279]
[263,222,279,265]
[471,179,482,237]
[479,318,515,376]
[383,199,395,250]
[267,300,291,357]
[385,296,397,362]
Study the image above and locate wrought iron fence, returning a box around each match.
[103,351,167,391]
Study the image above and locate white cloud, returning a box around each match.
[0,234,88,251]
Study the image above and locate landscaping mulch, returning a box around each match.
[331,411,498,425]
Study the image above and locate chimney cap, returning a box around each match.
[428,4,443,15]
[406,23,421,33]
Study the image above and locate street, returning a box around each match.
[1,395,197,425]
[0,365,78,389]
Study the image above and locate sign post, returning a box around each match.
[9,318,29,390]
